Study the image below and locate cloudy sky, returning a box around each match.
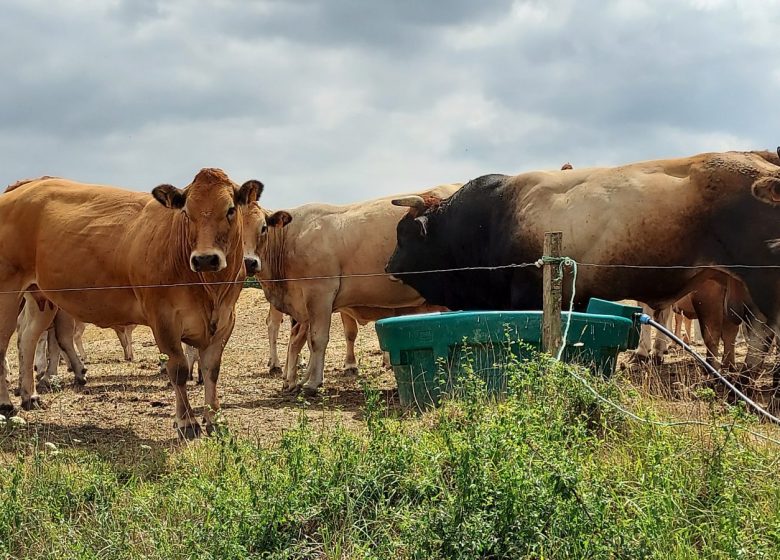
[2,0,779,209]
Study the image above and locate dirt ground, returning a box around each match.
[1,287,777,454]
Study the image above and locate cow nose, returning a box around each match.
[244,257,260,276]
[191,254,222,272]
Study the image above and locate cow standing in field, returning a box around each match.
[244,183,461,396]
[386,150,780,409]
[0,169,269,438]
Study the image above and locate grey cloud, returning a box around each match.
[1,0,779,209]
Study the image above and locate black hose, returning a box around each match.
[640,313,780,426]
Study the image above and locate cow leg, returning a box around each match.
[683,316,694,345]
[721,317,739,374]
[113,325,135,362]
[184,344,200,384]
[34,329,49,375]
[154,329,200,439]
[16,296,57,410]
[266,306,284,376]
[0,295,21,416]
[200,317,235,434]
[341,312,359,375]
[53,310,87,385]
[0,353,10,416]
[300,297,334,396]
[673,311,683,341]
[695,313,724,372]
[650,306,672,361]
[631,303,653,363]
[36,327,60,392]
[282,320,308,393]
[73,320,87,361]
[742,315,775,373]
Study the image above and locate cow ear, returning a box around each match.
[152,184,186,209]
[267,210,292,228]
[236,180,264,205]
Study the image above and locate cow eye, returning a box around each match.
[227,207,236,218]
[261,224,268,234]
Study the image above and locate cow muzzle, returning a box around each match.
[190,252,226,273]
[244,256,261,276]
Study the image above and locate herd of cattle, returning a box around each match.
[1,147,779,438]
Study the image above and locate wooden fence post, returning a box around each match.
[542,231,563,356]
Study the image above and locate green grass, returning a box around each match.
[2,353,780,559]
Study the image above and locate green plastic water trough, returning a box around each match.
[374,298,643,411]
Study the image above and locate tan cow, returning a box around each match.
[243,183,461,396]
[0,169,269,438]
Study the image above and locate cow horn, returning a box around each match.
[391,195,426,211]
[776,146,780,160]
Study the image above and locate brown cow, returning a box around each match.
[0,169,268,438]
[244,183,461,396]
[387,149,780,408]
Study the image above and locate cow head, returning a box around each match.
[241,203,292,276]
[152,168,262,274]
[385,194,446,286]
[752,170,780,253]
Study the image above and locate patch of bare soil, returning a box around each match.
[2,289,778,457]
[1,289,399,457]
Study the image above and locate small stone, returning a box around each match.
[44,442,58,451]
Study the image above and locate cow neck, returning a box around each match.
[258,220,288,311]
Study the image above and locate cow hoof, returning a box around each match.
[269,366,283,377]
[0,403,17,418]
[281,383,300,395]
[343,367,359,376]
[37,380,52,394]
[301,386,320,398]
[21,396,44,411]
[177,423,202,440]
